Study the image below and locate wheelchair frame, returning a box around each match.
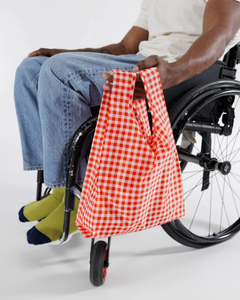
[36,43,240,286]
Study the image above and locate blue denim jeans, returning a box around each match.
[14,52,146,188]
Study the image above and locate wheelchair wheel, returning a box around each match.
[162,80,240,248]
[90,241,108,287]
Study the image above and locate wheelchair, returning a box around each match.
[36,43,240,286]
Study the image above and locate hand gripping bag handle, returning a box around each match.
[126,67,173,153]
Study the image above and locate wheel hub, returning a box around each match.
[204,157,231,175]
[217,161,231,175]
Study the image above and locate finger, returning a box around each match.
[102,71,114,83]
[132,55,159,72]
[103,83,112,92]
[28,49,47,57]
[28,48,55,57]
[28,50,39,57]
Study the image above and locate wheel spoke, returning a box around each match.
[217,173,240,202]
[227,128,240,161]
[209,105,225,161]
[182,170,202,182]
[228,147,240,163]
[230,171,240,179]
[189,192,204,231]
[217,126,240,162]
[226,175,240,218]
[215,174,230,230]
[208,171,213,236]
[183,176,203,201]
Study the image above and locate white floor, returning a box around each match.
[1,1,240,299]
[1,144,240,300]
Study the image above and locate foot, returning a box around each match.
[27,197,79,245]
[18,187,65,222]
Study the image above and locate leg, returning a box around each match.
[15,52,145,244]
[36,52,146,188]
[14,57,68,222]
[14,56,48,170]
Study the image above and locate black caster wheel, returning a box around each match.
[90,241,109,286]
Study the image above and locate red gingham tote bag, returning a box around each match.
[75,67,184,238]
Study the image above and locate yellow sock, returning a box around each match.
[27,196,80,245]
[19,187,65,222]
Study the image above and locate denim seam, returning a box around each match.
[24,166,43,171]
[44,68,74,186]
[62,87,72,183]
[44,180,66,189]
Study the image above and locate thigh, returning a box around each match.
[40,52,146,107]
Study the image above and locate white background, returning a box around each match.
[1,1,240,299]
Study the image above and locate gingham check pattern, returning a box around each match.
[76,67,184,238]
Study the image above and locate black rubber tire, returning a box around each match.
[162,80,240,248]
[90,241,108,287]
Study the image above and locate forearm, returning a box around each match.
[168,28,229,87]
[133,29,229,91]
[70,42,136,55]
[29,26,148,57]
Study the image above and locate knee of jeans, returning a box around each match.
[15,56,46,85]
[39,53,72,84]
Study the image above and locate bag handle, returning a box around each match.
[135,68,170,143]
[111,68,171,147]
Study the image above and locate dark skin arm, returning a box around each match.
[28,26,148,57]
[103,0,240,100]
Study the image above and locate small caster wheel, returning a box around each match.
[90,241,109,286]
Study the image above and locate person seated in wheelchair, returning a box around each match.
[14,0,240,245]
